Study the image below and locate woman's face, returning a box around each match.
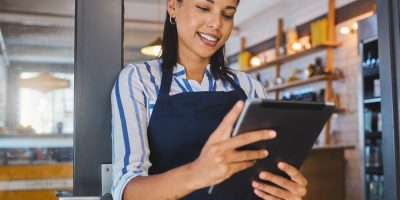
[168,0,238,60]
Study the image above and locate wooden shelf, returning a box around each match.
[265,74,340,92]
[244,41,343,73]
[0,134,73,148]
[334,107,346,113]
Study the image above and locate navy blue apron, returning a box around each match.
[147,66,259,200]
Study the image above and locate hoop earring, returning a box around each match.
[169,16,176,25]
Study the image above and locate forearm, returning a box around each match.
[122,163,201,200]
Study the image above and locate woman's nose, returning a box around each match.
[208,14,222,30]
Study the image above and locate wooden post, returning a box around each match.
[324,0,336,145]
[275,18,284,99]
[326,0,336,73]
[240,37,246,51]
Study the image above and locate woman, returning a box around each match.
[111,0,308,199]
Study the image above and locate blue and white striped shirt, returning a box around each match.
[111,59,267,200]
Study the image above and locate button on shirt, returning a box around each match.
[111,59,267,200]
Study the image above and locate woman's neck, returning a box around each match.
[178,54,210,84]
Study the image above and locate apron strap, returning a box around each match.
[224,73,247,98]
[159,67,173,97]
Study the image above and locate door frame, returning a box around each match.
[377,0,400,199]
[74,0,124,196]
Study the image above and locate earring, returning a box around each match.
[169,16,176,25]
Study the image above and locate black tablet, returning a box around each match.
[208,99,335,195]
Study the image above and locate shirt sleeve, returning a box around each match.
[111,64,152,200]
[244,73,268,99]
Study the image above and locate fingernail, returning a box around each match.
[260,172,267,179]
[252,181,259,187]
[269,131,276,138]
[263,150,269,156]
[278,162,285,168]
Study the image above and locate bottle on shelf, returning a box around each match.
[314,57,325,75]
[363,51,372,68]
[365,108,373,133]
[374,79,381,97]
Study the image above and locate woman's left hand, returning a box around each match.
[252,162,308,200]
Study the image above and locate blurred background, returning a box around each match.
[0,0,383,200]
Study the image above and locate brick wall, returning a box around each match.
[227,0,375,199]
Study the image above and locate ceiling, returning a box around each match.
[0,0,279,72]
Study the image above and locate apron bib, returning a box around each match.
[148,66,259,199]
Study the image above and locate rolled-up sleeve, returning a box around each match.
[111,65,151,200]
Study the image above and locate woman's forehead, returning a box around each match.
[191,0,239,6]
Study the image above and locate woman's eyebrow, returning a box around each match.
[204,0,237,11]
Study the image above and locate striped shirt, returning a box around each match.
[111,59,267,200]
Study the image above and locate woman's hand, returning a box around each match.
[252,162,308,200]
[188,101,277,189]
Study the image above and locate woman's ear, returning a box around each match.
[167,0,177,18]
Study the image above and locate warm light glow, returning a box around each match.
[292,42,302,51]
[352,23,359,30]
[340,27,351,35]
[250,56,262,67]
[141,45,162,57]
[141,37,163,57]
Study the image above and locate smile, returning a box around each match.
[197,32,220,47]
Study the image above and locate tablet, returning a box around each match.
[208,99,335,195]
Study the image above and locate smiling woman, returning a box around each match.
[161,0,239,83]
[112,0,307,200]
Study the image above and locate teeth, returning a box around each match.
[199,33,218,42]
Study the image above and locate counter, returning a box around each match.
[301,145,355,200]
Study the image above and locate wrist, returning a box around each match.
[183,161,203,191]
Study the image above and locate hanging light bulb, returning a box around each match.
[250,56,262,67]
[340,27,351,35]
[292,42,302,51]
[141,37,162,57]
[141,0,163,57]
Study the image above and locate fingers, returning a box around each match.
[278,162,308,187]
[258,171,307,197]
[216,101,244,136]
[253,189,281,200]
[224,130,276,149]
[225,149,269,163]
[229,160,257,175]
[205,101,244,146]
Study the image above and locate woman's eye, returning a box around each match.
[223,14,234,20]
[196,6,210,11]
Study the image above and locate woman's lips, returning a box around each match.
[197,32,218,47]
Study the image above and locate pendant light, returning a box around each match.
[140,37,162,57]
[17,72,70,93]
[141,0,163,57]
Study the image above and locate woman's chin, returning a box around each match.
[195,49,218,59]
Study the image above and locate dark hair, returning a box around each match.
[160,0,240,81]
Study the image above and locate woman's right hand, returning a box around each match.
[188,100,277,189]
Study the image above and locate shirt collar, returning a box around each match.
[173,63,212,79]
